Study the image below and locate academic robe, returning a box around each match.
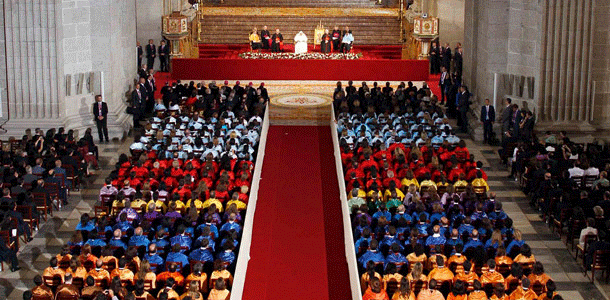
[260,30,271,49]
[321,33,332,53]
[55,284,80,299]
[331,30,342,51]
[271,33,283,52]
[32,285,54,300]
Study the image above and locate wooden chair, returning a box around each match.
[64,164,79,191]
[551,208,571,237]
[583,175,598,189]
[575,234,597,260]
[32,192,51,221]
[410,280,427,297]
[43,274,63,289]
[56,293,79,300]
[165,261,183,272]
[103,258,117,273]
[72,277,84,290]
[386,278,400,297]
[0,230,17,271]
[531,281,545,296]
[497,263,511,278]
[16,205,39,234]
[519,262,533,277]
[454,185,466,194]
[94,205,109,218]
[143,278,154,291]
[32,294,53,300]
[571,175,583,189]
[506,277,520,295]
[587,249,610,283]
[567,219,584,249]
[100,194,116,207]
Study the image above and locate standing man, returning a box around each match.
[131,84,145,128]
[136,42,143,69]
[92,95,109,143]
[442,43,452,71]
[158,40,170,72]
[145,39,156,71]
[480,99,495,144]
[500,98,512,143]
[260,26,271,50]
[271,29,283,53]
[458,85,471,133]
[439,66,450,105]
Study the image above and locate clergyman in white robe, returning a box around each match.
[294,31,308,54]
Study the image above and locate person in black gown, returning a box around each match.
[331,26,341,52]
[320,29,332,53]
[271,29,283,53]
[261,26,271,50]
[429,41,441,74]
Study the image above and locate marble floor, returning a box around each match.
[0,124,608,299]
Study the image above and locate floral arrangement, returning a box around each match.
[239,52,363,60]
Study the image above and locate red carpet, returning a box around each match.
[172,58,429,81]
[427,73,441,98]
[242,126,351,300]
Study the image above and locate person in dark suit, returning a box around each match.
[439,66,450,105]
[480,98,495,144]
[145,39,156,70]
[500,98,513,142]
[458,85,471,133]
[92,95,109,143]
[131,84,145,128]
[442,43,452,70]
[136,42,143,69]
[430,41,441,74]
[158,40,170,72]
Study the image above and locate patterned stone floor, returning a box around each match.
[0,123,608,299]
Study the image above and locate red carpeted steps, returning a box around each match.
[241,125,351,300]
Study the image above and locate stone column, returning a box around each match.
[0,0,135,138]
[1,0,63,131]
[538,0,595,130]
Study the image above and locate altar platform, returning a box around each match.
[170,44,429,81]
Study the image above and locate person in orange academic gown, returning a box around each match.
[363,277,389,300]
[55,274,80,299]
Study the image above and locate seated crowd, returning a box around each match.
[32,81,266,300]
[0,126,99,272]
[334,83,561,300]
[507,130,610,274]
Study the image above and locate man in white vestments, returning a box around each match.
[294,31,308,54]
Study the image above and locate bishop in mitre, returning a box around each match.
[294,31,308,54]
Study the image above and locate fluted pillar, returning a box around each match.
[4,0,62,122]
[538,0,595,125]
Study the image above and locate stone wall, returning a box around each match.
[591,1,610,129]
[435,0,465,48]
[463,0,509,107]
[136,0,164,70]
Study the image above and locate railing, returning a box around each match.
[230,105,269,300]
[330,105,362,300]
